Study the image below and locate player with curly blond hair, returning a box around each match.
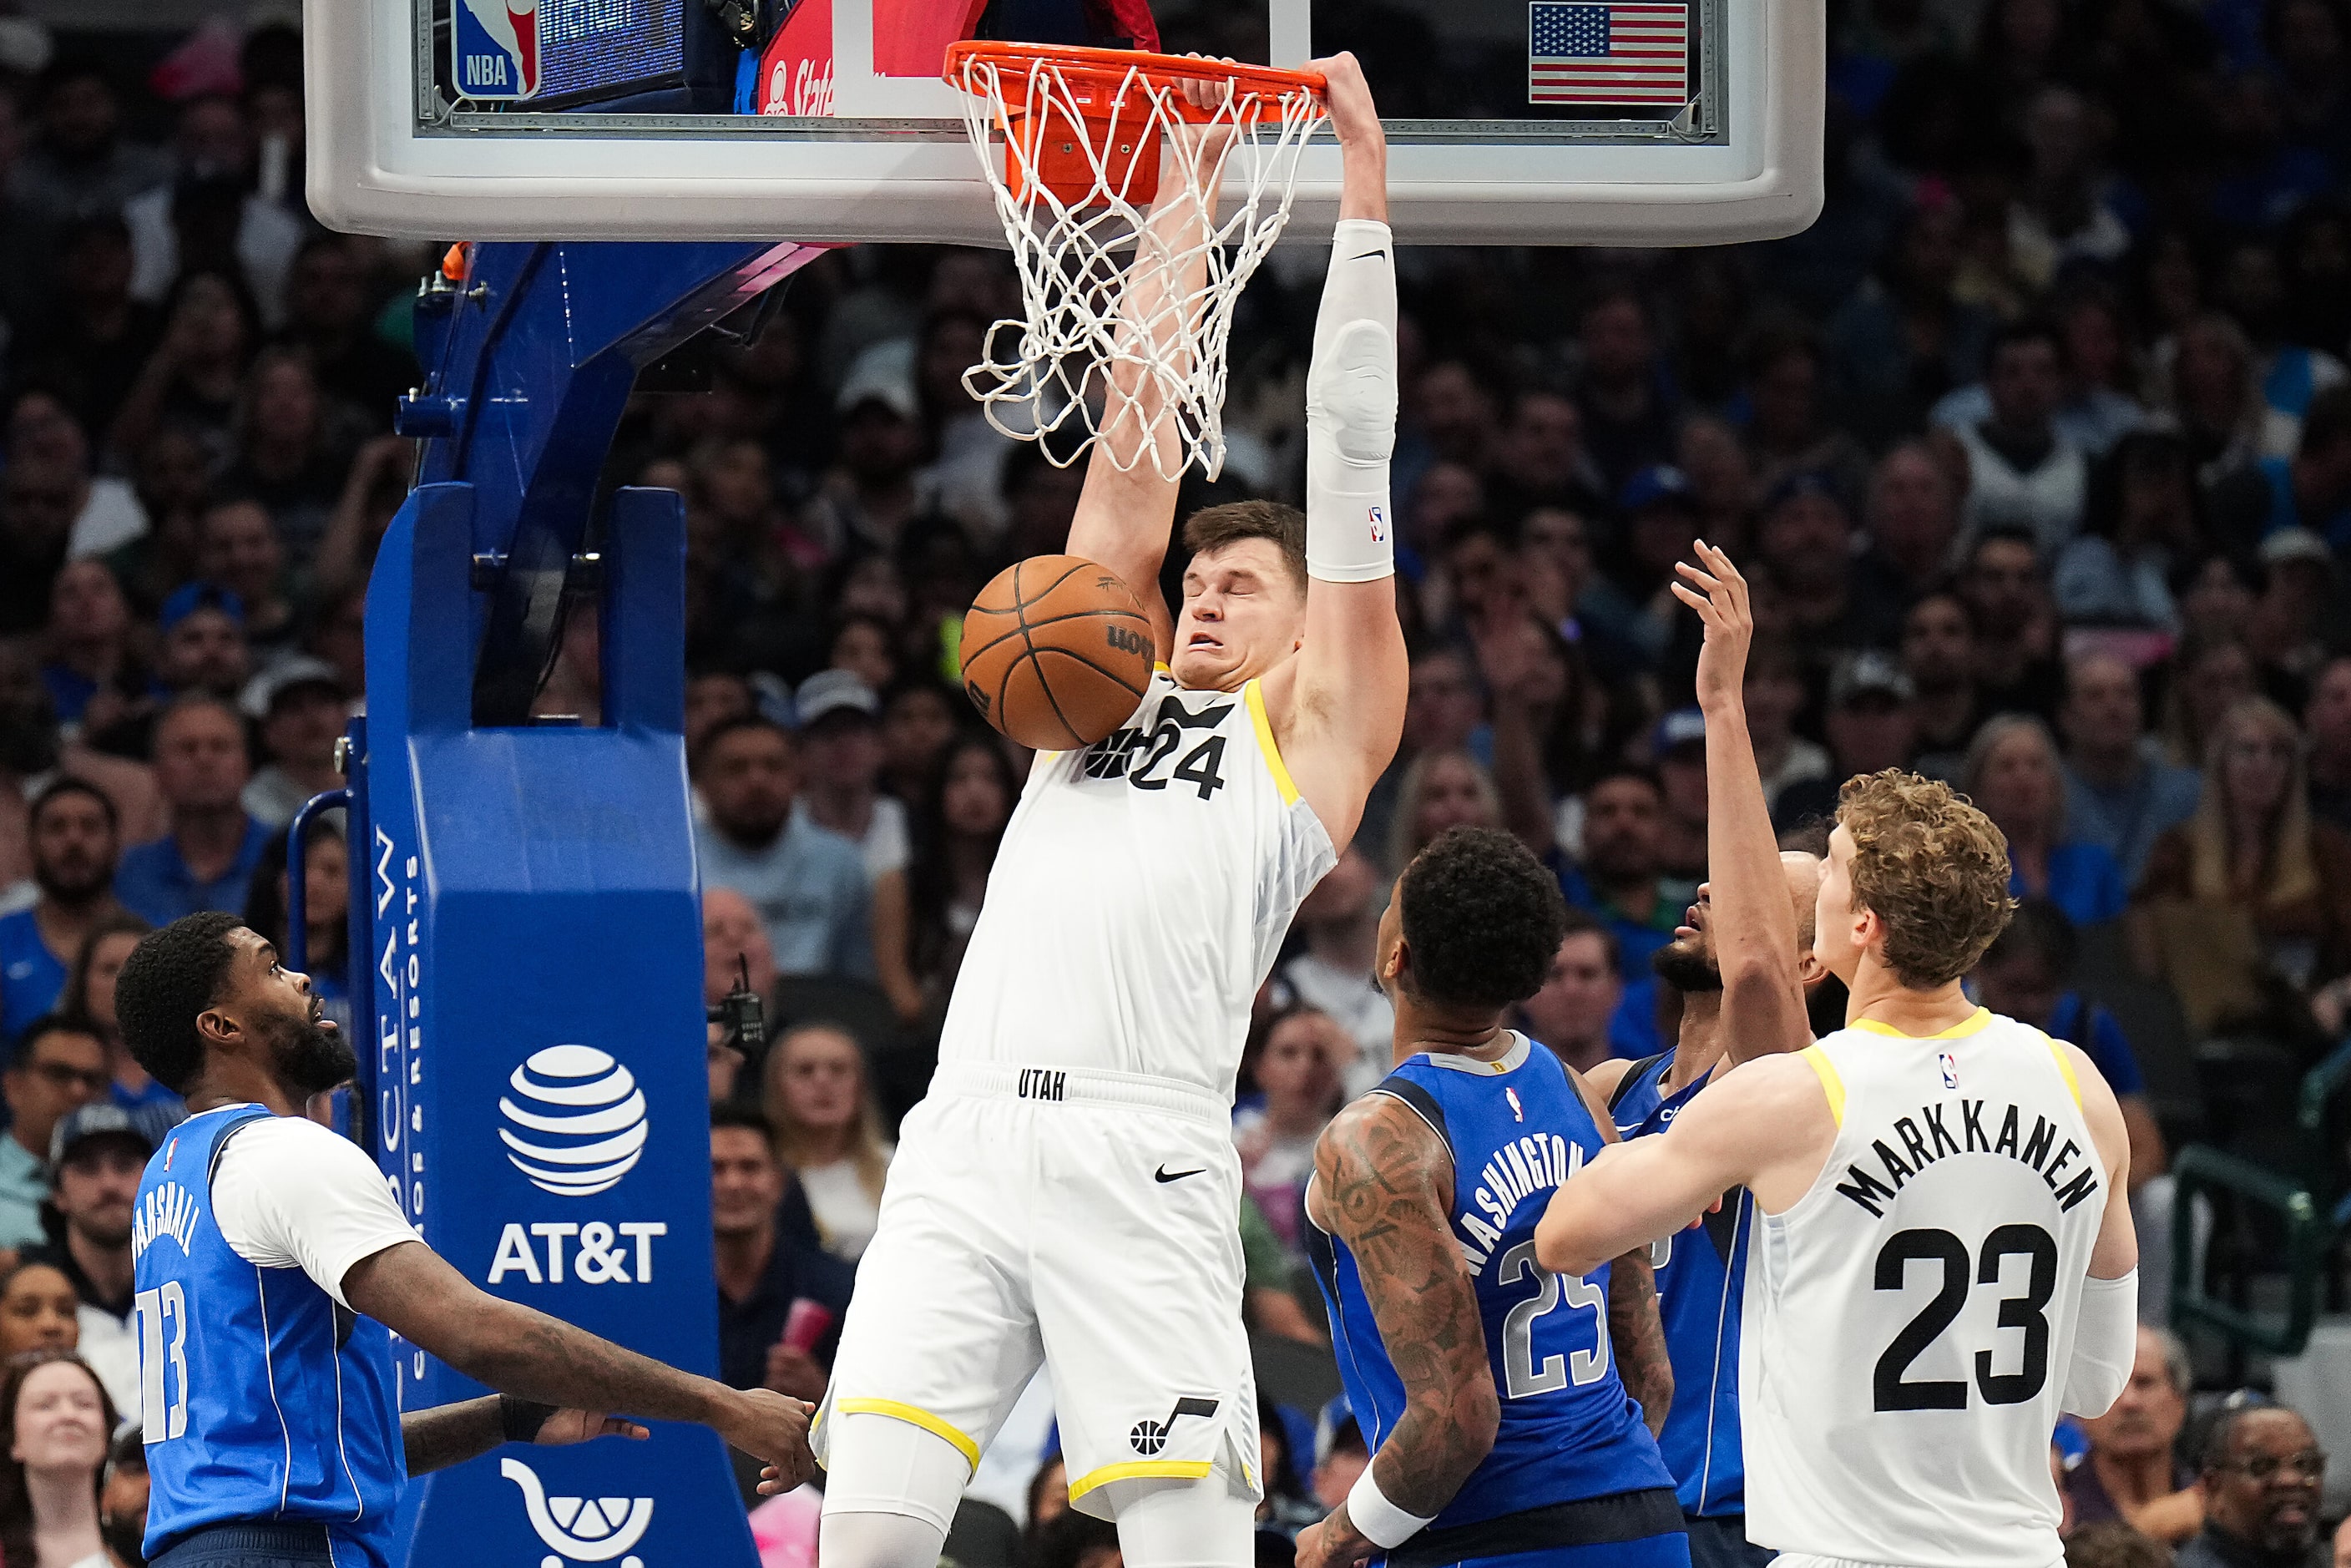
[1536,559,2142,1568]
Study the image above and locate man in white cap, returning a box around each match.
[792,669,908,885]
[24,1100,156,1414]
[240,656,351,828]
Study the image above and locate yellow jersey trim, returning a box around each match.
[1244,680,1302,807]
[1067,1459,1216,1502]
[1848,1006,1994,1042]
[1800,1044,1847,1130]
[2044,1032,2084,1107]
[1154,660,1172,675]
[833,1399,981,1470]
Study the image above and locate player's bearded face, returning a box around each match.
[259,993,357,1095]
[1651,926,1722,994]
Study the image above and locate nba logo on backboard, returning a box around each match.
[453,0,541,100]
[1368,505,1386,544]
[1938,1051,1959,1090]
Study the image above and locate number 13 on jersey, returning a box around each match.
[137,1282,190,1439]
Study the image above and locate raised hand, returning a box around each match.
[1168,57,1239,186]
[1670,540,1753,715]
[1304,51,1382,153]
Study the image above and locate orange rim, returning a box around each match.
[944,40,1326,124]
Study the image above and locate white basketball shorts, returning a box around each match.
[814,1062,1262,1520]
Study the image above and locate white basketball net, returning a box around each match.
[949,51,1327,482]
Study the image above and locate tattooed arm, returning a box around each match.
[1297,1095,1499,1568]
[343,1241,815,1490]
[1569,1064,1672,1436]
[400,1396,650,1475]
[1606,1249,1672,1437]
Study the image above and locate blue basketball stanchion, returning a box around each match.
[346,240,827,1567]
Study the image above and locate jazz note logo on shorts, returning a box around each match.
[1129,1397,1220,1455]
[454,0,541,99]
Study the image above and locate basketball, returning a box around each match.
[960,555,1155,750]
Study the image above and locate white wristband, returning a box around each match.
[1347,1464,1436,1549]
[1304,219,1398,584]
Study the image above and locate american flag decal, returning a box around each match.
[1529,3,1691,106]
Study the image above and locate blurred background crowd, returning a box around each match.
[4,0,2351,1563]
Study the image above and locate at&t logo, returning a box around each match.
[500,1046,648,1196]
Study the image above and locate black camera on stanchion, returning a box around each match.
[708,953,766,1058]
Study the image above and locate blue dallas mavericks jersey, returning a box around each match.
[1308,1035,1678,1562]
[133,1105,406,1565]
[1610,1054,1747,1519]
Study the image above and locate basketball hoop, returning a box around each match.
[944,42,1327,482]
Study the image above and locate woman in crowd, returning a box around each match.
[0,1267,79,1363]
[1484,603,1616,825]
[877,680,960,806]
[761,1024,894,1262]
[108,269,261,463]
[1231,1007,1348,1257]
[0,1350,115,1568]
[892,733,1019,1014]
[2134,697,2351,1035]
[1384,747,1506,878]
[827,614,898,696]
[240,817,351,1034]
[59,915,169,1120]
[2054,432,2202,631]
[2161,631,2262,771]
[38,563,146,736]
[1962,715,2128,926]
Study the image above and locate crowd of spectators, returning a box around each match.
[3,0,2351,1560]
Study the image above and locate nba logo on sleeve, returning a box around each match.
[1368,505,1387,544]
[453,0,541,99]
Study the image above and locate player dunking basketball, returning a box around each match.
[815,55,1407,1568]
[1538,554,2141,1568]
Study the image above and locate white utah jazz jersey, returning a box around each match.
[940,668,1336,1100]
[1742,1009,2109,1568]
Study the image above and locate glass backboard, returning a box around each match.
[306,0,1824,246]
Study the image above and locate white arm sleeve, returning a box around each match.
[2060,1269,2139,1418]
[1304,218,1398,584]
[212,1117,422,1310]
